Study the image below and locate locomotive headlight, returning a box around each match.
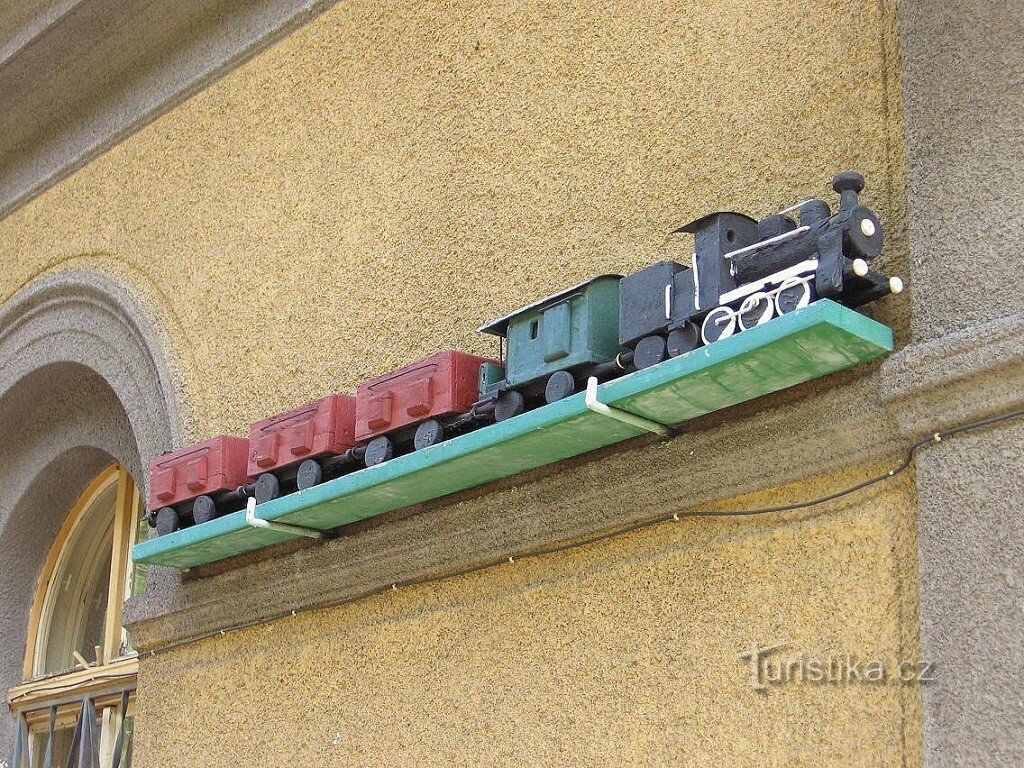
[848,205,884,258]
[853,258,869,277]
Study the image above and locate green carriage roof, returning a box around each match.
[477,274,622,337]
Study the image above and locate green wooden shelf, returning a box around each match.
[133,300,893,569]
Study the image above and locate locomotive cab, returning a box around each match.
[616,212,761,368]
[676,211,759,312]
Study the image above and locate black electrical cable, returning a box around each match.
[141,404,1024,659]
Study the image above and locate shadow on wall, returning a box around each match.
[0,271,184,757]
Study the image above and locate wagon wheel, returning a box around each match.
[364,435,395,467]
[414,419,445,450]
[633,335,668,370]
[254,472,280,504]
[774,277,814,315]
[192,495,217,525]
[667,322,700,357]
[494,390,526,422]
[544,371,576,404]
[154,507,180,537]
[296,458,323,491]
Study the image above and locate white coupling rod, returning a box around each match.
[584,377,670,436]
[244,495,323,539]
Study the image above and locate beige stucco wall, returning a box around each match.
[0,0,917,764]
[136,467,921,767]
[0,0,906,442]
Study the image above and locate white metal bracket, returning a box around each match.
[244,496,323,539]
[584,377,670,435]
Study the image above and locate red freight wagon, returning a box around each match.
[147,435,250,535]
[246,394,357,503]
[355,349,499,465]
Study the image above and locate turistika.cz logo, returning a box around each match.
[739,642,936,691]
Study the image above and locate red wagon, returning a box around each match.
[147,435,250,535]
[246,394,358,502]
[355,349,499,465]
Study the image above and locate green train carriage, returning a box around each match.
[476,275,625,421]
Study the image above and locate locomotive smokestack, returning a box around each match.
[832,171,865,212]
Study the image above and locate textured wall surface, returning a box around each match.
[135,469,922,768]
[0,0,918,764]
[914,423,1024,766]
[899,0,1024,341]
[0,0,343,216]
[0,0,907,444]
[896,0,1024,764]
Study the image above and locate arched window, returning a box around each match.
[7,465,146,768]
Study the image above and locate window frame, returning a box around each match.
[6,463,143,758]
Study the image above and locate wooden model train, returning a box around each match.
[147,171,903,536]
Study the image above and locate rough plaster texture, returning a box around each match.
[898,0,1024,341]
[913,426,1024,766]
[0,0,909,445]
[881,309,1024,442]
[0,0,344,216]
[134,468,922,768]
[895,0,1024,763]
[0,0,922,764]
[882,319,1024,765]
[0,273,182,753]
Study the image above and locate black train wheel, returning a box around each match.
[544,371,576,404]
[254,472,280,504]
[774,277,815,315]
[364,435,394,467]
[667,322,700,357]
[296,459,323,491]
[414,419,445,450]
[494,390,526,422]
[192,495,217,525]
[701,306,737,345]
[737,292,774,331]
[154,506,180,537]
[634,335,668,369]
